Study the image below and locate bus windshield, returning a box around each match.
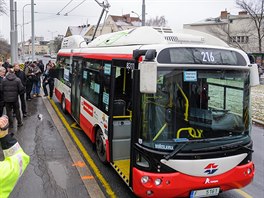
[139,69,250,150]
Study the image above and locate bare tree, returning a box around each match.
[236,0,264,52]
[53,36,63,53]
[146,16,167,27]
[0,0,6,15]
[0,39,11,61]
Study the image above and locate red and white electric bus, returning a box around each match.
[54,27,258,198]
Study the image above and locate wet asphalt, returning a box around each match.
[0,96,89,198]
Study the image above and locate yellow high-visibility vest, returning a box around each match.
[0,142,30,198]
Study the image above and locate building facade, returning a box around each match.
[183,10,261,53]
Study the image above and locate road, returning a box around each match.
[51,98,264,198]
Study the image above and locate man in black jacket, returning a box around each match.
[14,63,27,117]
[2,67,24,128]
[0,66,6,116]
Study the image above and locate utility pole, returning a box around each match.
[31,0,35,61]
[10,0,15,64]
[142,0,146,26]
[14,1,18,63]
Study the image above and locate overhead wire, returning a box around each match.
[56,0,74,15]
[64,0,86,16]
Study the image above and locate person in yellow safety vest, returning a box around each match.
[0,115,30,198]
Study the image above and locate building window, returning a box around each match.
[231,36,249,44]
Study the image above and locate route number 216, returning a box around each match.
[201,51,215,62]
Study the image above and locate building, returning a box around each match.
[183,10,260,53]
[65,14,141,41]
[23,39,49,55]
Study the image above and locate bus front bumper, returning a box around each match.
[132,162,254,198]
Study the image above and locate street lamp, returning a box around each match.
[48,30,58,40]
[131,11,147,26]
[22,3,35,60]
[131,11,140,18]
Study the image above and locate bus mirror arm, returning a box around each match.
[249,64,260,86]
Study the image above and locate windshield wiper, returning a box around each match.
[164,142,188,160]
[192,141,254,153]
[164,138,212,160]
[220,141,254,153]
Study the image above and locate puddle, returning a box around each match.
[48,161,68,189]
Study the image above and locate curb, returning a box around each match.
[252,119,264,126]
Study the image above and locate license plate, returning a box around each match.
[190,187,220,198]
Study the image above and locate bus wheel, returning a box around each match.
[96,129,107,164]
[61,94,67,113]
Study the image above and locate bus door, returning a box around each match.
[110,59,134,185]
[71,58,82,122]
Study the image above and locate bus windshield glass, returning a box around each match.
[139,69,250,150]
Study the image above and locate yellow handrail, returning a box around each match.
[113,115,131,119]
[153,123,168,141]
[176,127,203,139]
[177,84,189,121]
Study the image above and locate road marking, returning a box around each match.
[235,189,253,198]
[71,122,82,130]
[82,175,95,180]
[72,161,86,167]
[49,99,116,198]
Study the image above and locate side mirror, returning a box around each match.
[249,64,259,87]
[139,61,157,93]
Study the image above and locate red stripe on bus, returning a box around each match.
[57,52,133,60]
[82,101,93,117]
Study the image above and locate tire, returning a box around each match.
[96,129,107,164]
[61,94,67,113]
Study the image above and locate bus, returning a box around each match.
[54,27,258,198]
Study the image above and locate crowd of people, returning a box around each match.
[0,59,55,129]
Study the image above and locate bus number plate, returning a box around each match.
[190,187,220,198]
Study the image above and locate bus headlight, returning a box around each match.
[154,178,162,186]
[141,176,150,184]
[247,168,252,174]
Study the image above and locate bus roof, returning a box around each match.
[60,26,229,50]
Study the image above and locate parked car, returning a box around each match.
[43,54,51,58]
[50,54,57,59]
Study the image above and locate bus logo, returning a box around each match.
[204,163,218,175]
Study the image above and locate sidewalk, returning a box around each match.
[251,83,264,124]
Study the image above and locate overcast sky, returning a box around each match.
[0,0,240,42]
